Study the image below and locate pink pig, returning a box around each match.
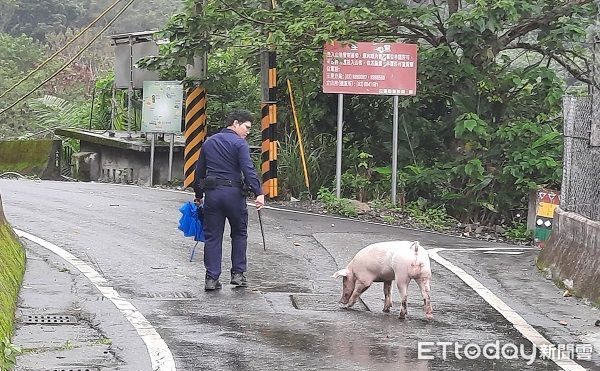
[332,240,433,320]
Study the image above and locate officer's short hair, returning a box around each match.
[226,109,253,127]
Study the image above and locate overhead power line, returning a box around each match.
[0,0,124,100]
[0,0,138,116]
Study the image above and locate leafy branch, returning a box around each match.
[506,42,595,86]
[495,0,594,50]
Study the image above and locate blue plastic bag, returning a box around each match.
[178,201,205,242]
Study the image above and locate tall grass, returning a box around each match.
[277,133,336,199]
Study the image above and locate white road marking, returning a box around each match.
[429,248,586,371]
[14,229,177,371]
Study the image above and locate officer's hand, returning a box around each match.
[194,198,203,206]
[255,194,265,210]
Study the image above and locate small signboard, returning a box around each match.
[141,81,183,133]
[535,188,560,247]
[323,41,417,95]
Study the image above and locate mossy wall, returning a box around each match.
[0,194,26,363]
[0,139,61,179]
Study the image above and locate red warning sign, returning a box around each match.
[323,41,418,96]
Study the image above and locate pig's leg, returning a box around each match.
[396,279,409,319]
[346,280,371,308]
[383,281,392,313]
[416,276,433,320]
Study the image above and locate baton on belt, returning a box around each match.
[257,208,266,250]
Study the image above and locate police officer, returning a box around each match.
[193,109,265,291]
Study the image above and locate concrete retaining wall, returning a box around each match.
[0,139,62,179]
[79,142,185,185]
[537,207,600,305]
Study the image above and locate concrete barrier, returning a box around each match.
[537,207,600,305]
[72,151,101,182]
[0,139,62,179]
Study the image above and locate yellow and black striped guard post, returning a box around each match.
[183,86,207,189]
[261,51,278,197]
[268,102,277,197]
[261,103,271,196]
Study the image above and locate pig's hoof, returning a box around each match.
[398,313,406,320]
[383,308,390,313]
[425,313,433,321]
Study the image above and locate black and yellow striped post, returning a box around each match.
[260,50,277,197]
[268,52,278,198]
[183,87,207,189]
[260,102,277,197]
[269,101,278,198]
[260,103,271,196]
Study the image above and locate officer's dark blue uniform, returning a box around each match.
[193,118,262,288]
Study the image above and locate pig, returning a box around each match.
[332,240,433,320]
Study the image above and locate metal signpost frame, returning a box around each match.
[141,80,184,186]
[168,133,174,182]
[336,94,343,197]
[322,41,418,204]
[109,31,160,138]
[149,133,156,186]
[391,95,399,203]
[128,35,133,138]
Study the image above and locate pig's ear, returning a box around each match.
[332,268,348,278]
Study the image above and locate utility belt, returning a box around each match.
[202,176,243,190]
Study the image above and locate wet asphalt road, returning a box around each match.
[1,179,599,371]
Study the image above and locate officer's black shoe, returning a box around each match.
[205,277,222,291]
[230,272,248,287]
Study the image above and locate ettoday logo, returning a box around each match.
[417,341,593,365]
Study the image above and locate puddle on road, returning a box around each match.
[190,310,424,367]
[256,320,430,369]
[167,294,555,370]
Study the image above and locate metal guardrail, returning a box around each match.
[61,145,73,177]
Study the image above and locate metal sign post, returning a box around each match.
[336,93,344,198]
[391,95,399,204]
[127,35,133,138]
[149,133,155,186]
[168,133,174,182]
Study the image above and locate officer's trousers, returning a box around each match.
[203,186,248,279]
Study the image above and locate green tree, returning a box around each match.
[3,0,84,41]
[0,0,17,33]
[131,0,598,222]
[0,33,49,138]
